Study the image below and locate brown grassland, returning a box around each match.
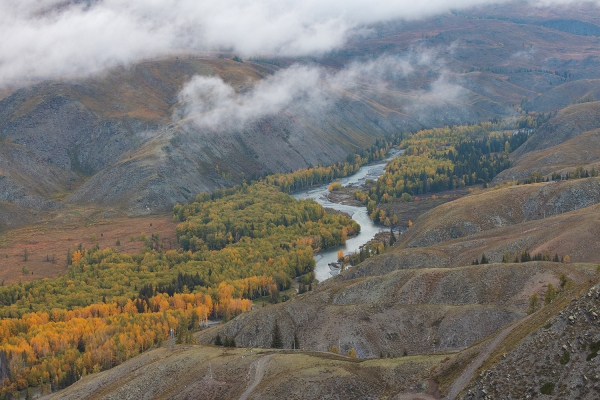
[0,209,177,284]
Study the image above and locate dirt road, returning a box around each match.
[443,315,532,399]
[238,354,274,400]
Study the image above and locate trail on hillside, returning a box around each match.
[395,394,437,399]
[238,354,274,400]
[443,314,532,400]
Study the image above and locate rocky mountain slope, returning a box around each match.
[348,201,600,280]
[525,80,600,113]
[515,102,600,157]
[462,281,600,399]
[0,56,499,217]
[196,262,596,359]
[3,3,600,219]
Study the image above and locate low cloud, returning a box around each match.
[510,47,537,61]
[175,65,328,130]
[176,51,464,131]
[1,0,597,86]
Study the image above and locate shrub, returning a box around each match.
[400,193,413,202]
[527,293,540,314]
[540,382,555,395]
[328,182,343,191]
[544,284,557,305]
[559,351,570,365]
[586,340,600,361]
[559,273,567,289]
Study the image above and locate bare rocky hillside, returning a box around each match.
[342,201,600,280]
[0,55,502,217]
[462,282,600,399]
[196,263,596,360]
[494,102,600,183]
[526,80,600,113]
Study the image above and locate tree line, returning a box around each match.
[353,120,531,222]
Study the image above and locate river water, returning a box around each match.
[292,150,401,282]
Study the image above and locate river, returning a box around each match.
[292,150,401,282]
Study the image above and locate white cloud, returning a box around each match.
[510,47,537,61]
[175,64,327,130]
[0,0,598,86]
[175,51,464,131]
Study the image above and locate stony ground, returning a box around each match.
[462,281,600,399]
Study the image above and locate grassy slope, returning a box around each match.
[48,345,446,400]
[0,210,177,284]
[395,178,600,251]
[492,101,600,183]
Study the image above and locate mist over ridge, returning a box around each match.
[174,52,463,132]
[1,0,598,86]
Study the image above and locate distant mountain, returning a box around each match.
[2,3,600,219]
[539,19,600,37]
[495,101,600,182]
[0,57,511,216]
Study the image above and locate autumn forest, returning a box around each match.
[0,117,548,397]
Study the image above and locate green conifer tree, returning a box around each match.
[271,321,283,348]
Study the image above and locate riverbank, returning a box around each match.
[292,150,402,282]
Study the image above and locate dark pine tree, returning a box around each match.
[271,320,283,349]
[480,253,489,264]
